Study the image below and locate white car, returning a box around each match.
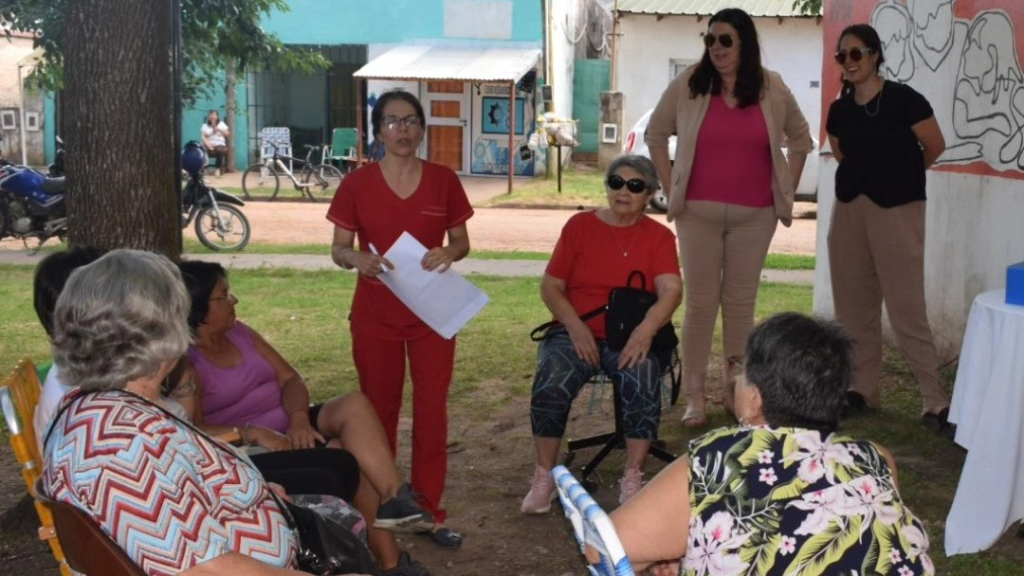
[623,109,819,212]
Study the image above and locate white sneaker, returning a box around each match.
[619,468,644,504]
[521,465,556,514]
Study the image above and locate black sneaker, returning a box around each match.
[374,483,434,532]
[382,551,433,576]
[842,391,869,418]
[922,407,957,440]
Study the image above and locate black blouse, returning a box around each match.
[826,80,935,208]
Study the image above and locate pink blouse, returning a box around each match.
[686,95,773,208]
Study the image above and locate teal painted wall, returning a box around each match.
[263,0,542,44]
[44,93,55,164]
[183,78,250,167]
[572,59,610,154]
[42,82,250,167]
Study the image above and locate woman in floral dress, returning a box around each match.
[607,312,934,576]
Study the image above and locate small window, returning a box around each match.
[25,112,40,132]
[601,123,618,144]
[670,59,697,82]
[0,110,16,130]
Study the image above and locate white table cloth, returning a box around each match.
[945,289,1024,555]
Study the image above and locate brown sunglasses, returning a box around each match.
[703,33,734,49]
[834,47,876,65]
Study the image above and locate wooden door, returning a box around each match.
[423,81,468,173]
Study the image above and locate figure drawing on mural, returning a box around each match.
[869,0,1024,173]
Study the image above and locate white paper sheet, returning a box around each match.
[377,232,489,339]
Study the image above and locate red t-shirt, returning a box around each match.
[686,96,773,208]
[327,161,474,332]
[546,211,680,340]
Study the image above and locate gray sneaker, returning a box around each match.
[381,551,433,576]
[374,483,434,532]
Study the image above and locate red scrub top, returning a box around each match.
[327,161,474,335]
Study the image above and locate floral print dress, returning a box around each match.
[684,425,934,576]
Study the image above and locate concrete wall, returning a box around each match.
[0,36,45,165]
[548,0,581,123]
[815,0,1024,359]
[263,0,542,44]
[615,14,823,145]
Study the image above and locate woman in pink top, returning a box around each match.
[180,261,436,576]
[646,8,811,428]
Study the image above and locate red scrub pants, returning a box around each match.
[351,320,456,524]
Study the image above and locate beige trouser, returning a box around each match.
[677,201,778,407]
[828,195,949,414]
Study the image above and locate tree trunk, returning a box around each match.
[64,0,179,258]
[225,60,237,173]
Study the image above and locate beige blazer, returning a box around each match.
[645,66,811,227]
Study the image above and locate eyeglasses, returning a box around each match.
[607,174,648,194]
[703,33,735,49]
[382,115,423,131]
[209,289,234,302]
[834,47,876,65]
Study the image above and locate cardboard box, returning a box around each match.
[1008,261,1024,306]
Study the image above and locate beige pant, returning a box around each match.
[677,201,778,403]
[828,195,949,414]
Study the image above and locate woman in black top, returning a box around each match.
[825,24,953,436]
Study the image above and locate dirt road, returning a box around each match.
[225,200,819,255]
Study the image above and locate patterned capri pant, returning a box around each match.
[530,329,668,440]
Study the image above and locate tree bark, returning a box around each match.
[225,60,237,173]
[64,0,179,258]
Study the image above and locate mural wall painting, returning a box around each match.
[824,0,1024,180]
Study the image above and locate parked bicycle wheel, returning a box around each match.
[195,204,251,251]
[304,164,344,201]
[241,164,280,200]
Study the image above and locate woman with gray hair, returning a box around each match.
[522,154,682,512]
[39,250,364,576]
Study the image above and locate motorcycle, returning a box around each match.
[0,134,68,252]
[181,141,251,251]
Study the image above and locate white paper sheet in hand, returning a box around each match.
[378,232,489,339]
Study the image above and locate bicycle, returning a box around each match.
[241,142,343,202]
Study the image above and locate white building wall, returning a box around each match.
[547,0,580,122]
[616,15,822,144]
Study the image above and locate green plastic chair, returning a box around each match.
[327,128,359,170]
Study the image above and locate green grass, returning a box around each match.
[763,253,815,270]
[182,240,813,269]
[485,168,607,208]
[1,266,1015,574]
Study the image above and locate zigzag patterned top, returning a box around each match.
[42,390,297,576]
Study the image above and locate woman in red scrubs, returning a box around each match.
[328,90,473,549]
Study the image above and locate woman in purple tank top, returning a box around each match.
[180,261,437,576]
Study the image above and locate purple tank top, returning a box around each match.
[187,321,290,433]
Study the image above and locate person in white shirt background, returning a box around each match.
[201,109,230,176]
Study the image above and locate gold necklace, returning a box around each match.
[612,224,641,257]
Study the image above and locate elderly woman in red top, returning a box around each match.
[646,7,811,428]
[328,90,473,549]
[521,154,682,513]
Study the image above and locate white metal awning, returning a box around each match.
[354,44,541,83]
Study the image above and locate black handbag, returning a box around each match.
[273,494,382,576]
[531,270,679,352]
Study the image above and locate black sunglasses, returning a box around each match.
[607,174,648,194]
[834,47,876,65]
[703,33,734,49]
